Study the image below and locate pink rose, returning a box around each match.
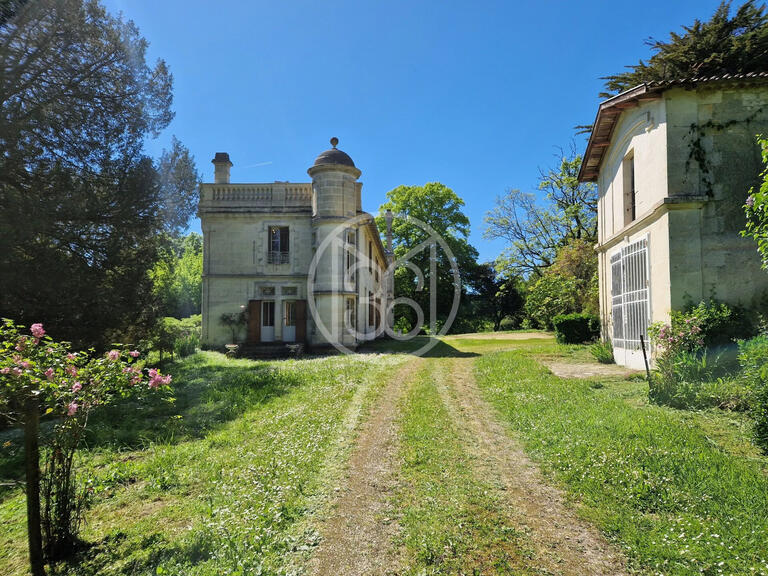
[66,365,78,377]
[147,369,171,389]
[107,350,120,361]
[747,195,755,207]
[67,402,78,416]
[66,353,77,361]
[0,367,10,375]
[45,368,55,380]
[71,382,82,393]
[30,323,45,338]
[15,337,27,352]
[129,350,140,358]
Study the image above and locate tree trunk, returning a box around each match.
[24,395,46,576]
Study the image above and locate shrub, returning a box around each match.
[590,339,615,364]
[524,274,579,329]
[738,335,768,451]
[154,315,201,359]
[174,334,198,358]
[679,299,753,347]
[648,315,706,408]
[552,313,600,344]
[0,320,170,569]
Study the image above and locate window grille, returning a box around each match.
[611,237,649,351]
[268,226,289,264]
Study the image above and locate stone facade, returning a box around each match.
[198,141,392,351]
[580,77,768,368]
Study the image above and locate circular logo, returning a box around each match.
[307,212,461,356]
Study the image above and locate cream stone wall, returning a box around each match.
[664,86,768,310]
[598,98,668,244]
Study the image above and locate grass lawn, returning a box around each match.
[0,351,402,575]
[396,357,537,575]
[2,333,768,575]
[470,338,768,576]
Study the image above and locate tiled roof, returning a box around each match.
[578,72,768,182]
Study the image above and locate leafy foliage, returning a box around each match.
[461,263,524,332]
[743,136,768,265]
[738,335,768,451]
[377,183,478,332]
[552,313,600,344]
[152,316,201,361]
[151,234,203,319]
[485,153,596,278]
[0,319,170,569]
[524,274,579,330]
[0,1,199,349]
[589,339,615,364]
[602,1,768,97]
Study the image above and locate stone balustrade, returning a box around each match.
[198,182,313,213]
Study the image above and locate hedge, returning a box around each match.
[552,313,600,344]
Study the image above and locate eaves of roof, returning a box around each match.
[578,72,768,183]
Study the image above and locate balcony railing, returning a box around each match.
[267,251,290,264]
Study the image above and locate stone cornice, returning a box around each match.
[596,194,709,253]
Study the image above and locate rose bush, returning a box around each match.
[0,319,171,572]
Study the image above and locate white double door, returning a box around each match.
[260,301,296,343]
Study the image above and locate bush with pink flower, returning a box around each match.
[0,318,172,565]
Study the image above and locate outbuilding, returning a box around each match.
[579,73,768,368]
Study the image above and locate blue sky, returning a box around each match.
[103,0,723,263]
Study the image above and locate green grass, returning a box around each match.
[474,344,768,576]
[396,359,537,575]
[0,351,401,575]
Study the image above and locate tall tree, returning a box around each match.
[485,152,597,278]
[377,182,478,332]
[602,1,768,97]
[151,233,204,319]
[464,263,524,331]
[0,0,198,348]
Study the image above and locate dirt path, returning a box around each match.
[435,357,628,576]
[307,357,423,576]
[542,360,639,380]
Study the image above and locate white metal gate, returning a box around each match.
[611,237,650,367]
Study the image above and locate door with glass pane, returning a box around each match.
[261,301,275,342]
[283,301,296,342]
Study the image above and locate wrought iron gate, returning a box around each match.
[611,237,649,353]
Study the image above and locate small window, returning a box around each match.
[623,154,636,225]
[368,241,373,273]
[262,301,275,327]
[368,291,375,326]
[346,298,356,330]
[260,286,275,296]
[282,286,297,296]
[268,226,289,264]
[284,301,296,326]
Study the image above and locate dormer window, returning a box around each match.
[623,153,636,226]
[268,226,289,264]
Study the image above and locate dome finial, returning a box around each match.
[330,137,339,149]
